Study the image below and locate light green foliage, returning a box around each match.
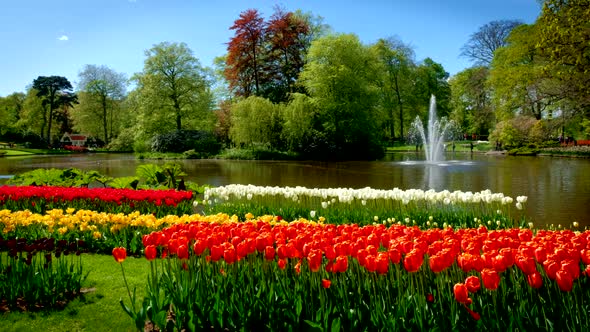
[489,24,550,121]
[73,65,127,145]
[299,33,383,157]
[229,96,283,148]
[17,89,46,139]
[0,93,24,135]
[537,0,590,109]
[489,116,538,148]
[281,93,316,150]
[132,42,214,137]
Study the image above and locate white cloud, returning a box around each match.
[58,35,69,41]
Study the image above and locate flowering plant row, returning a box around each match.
[120,219,590,331]
[0,185,194,217]
[0,209,282,254]
[203,185,529,228]
[0,237,87,312]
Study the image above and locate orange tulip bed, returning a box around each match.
[113,219,590,331]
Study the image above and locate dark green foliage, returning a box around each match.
[150,130,220,156]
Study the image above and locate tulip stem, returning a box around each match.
[120,262,136,314]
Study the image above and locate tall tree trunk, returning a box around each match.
[46,90,55,146]
[253,43,260,95]
[173,97,182,130]
[394,74,404,141]
[102,95,109,145]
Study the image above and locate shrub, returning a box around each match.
[151,130,221,156]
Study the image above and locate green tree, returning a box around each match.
[488,24,552,121]
[32,76,77,144]
[75,65,127,145]
[299,33,383,159]
[414,58,452,118]
[281,93,316,151]
[229,96,283,148]
[537,0,590,110]
[372,37,416,142]
[17,89,46,143]
[0,92,25,135]
[133,42,213,134]
[449,67,495,136]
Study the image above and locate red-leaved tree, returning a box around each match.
[225,9,265,98]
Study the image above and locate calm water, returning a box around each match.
[0,152,589,227]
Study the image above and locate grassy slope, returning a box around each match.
[0,254,149,332]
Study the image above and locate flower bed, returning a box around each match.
[0,185,194,217]
[203,185,529,228]
[0,237,87,312]
[116,219,590,331]
[0,209,251,254]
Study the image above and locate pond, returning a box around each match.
[0,152,588,227]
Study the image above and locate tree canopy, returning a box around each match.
[32,76,77,145]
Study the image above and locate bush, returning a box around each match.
[151,130,221,156]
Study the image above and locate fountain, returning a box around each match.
[411,95,454,163]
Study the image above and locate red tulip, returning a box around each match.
[388,248,401,264]
[527,272,543,289]
[277,258,287,270]
[223,246,237,264]
[193,239,206,256]
[375,252,389,275]
[294,260,301,274]
[403,250,424,273]
[581,249,590,265]
[210,245,223,262]
[561,259,580,279]
[556,270,574,292]
[453,283,472,304]
[334,255,348,273]
[543,260,560,280]
[307,249,323,272]
[534,247,547,263]
[177,244,189,260]
[322,279,331,289]
[426,293,434,303]
[112,247,127,263]
[481,268,500,290]
[465,275,481,293]
[264,246,275,261]
[515,255,537,275]
[145,245,157,261]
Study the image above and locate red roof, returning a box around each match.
[70,135,87,140]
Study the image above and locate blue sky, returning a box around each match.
[0,0,542,97]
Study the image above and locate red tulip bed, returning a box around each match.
[114,219,590,331]
[0,185,194,217]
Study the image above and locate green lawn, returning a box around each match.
[0,254,149,332]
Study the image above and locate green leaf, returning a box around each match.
[304,319,323,331]
[331,317,341,332]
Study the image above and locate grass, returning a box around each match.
[386,141,492,153]
[0,254,149,332]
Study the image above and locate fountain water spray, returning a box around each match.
[411,95,454,163]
